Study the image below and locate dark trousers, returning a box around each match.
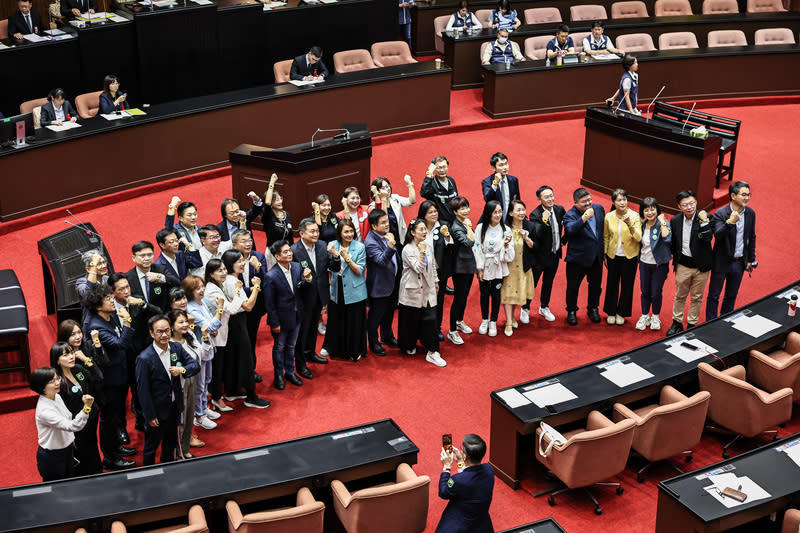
[565,258,603,312]
[398,304,440,353]
[603,255,639,317]
[449,273,474,331]
[224,314,256,397]
[532,255,559,308]
[706,259,746,320]
[271,324,300,377]
[479,279,502,321]
[74,412,102,476]
[639,262,670,314]
[126,352,142,428]
[368,293,397,344]
[99,383,127,461]
[245,308,265,368]
[436,268,450,332]
[37,445,75,482]
[297,296,322,367]
[142,402,179,466]
[209,345,225,401]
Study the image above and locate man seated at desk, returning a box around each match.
[290,46,329,82]
[582,21,624,57]
[8,0,43,40]
[61,0,97,18]
[481,28,525,65]
[546,24,575,60]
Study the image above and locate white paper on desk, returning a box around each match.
[496,388,531,408]
[109,14,128,22]
[731,314,781,338]
[23,33,49,43]
[600,362,653,388]
[593,53,620,60]
[191,0,213,4]
[786,445,800,468]
[263,1,287,8]
[45,28,66,35]
[0,44,8,50]
[522,383,577,408]
[320,0,337,3]
[139,0,178,6]
[289,79,322,86]
[100,112,129,121]
[665,338,717,363]
[703,475,771,508]
[45,122,82,132]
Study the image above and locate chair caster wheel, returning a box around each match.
[547,495,556,506]
[595,507,603,515]
[616,486,624,495]
[722,450,730,459]
[685,454,693,463]
[637,473,644,483]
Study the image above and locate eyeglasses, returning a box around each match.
[154,328,172,336]
[679,201,697,209]
[104,295,115,302]
[204,235,221,241]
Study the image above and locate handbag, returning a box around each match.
[538,421,566,458]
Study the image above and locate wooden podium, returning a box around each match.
[230,130,372,233]
[581,107,721,215]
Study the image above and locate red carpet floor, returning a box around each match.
[0,100,799,532]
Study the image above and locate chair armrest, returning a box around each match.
[331,480,352,508]
[187,505,206,529]
[722,364,746,381]
[612,402,642,424]
[585,409,614,431]
[659,385,688,404]
[226,500,244,531]
[750,349,786,370]
[296,487,314,506]
[396,462,416,483]
[785,331,800,354]
[110,522,127,533]
[755,386,794,405]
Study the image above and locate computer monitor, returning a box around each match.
[1,112,35,146]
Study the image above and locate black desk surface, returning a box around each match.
[0,419,417,533]
[659,432,800,523]
[491,280,800,425]
[0,61,450,159]
[498,517,568,532]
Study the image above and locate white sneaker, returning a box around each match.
[615,314,625,325]
[539,307,556,322]
[426,351,447,367]
[317,321,326,335]
[650,315,662,330]
[204,409,221,420]
[478,319,490,335]
[320,347,329,356]
[635,314,651,330]
[607,315,616,325]
[193,415,217,430]
[488,321,498,337]
[456,321,473,334]
[504,324,513,337]
[447,331,464,345]
[520,308,530,324]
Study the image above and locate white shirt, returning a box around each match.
[473,223,515,280]
[193,241,232,277]
[162,254,179,277]
[279,263,293,293]
[54,104,66,122]
[733,208,745,258]
[622,71,639,92]
[582,35,615,52]
[547,207,561,253]
[35,394,89,450]
[640,225,655,265]
[681,214,695,257]
[152,342,174,401]
[615,218,625,256]
[304,241,317,271]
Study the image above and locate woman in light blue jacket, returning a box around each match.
[636,197,672,331]
[325,219,368,361]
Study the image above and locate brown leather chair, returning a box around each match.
[475,9,494,27]
[783,508,800,533]
[523,7,562,24]
[698,362,793,457]
[0,19,8,40]
[20,97,48,115]
[708,29,748,46]
[332,49,377,74]
[111,505,208,533]
[747,0,787,11]
[569,4,608,21]
[273,59,293,83]
[702,0,739,13]
[613,386,710,482]
[523,35,554,60]
[748,331,800,401]
[571,31,591,52]
[658,31,700,49]
[615,33,657,51]
[371,41,417,67]
[655,0,693,15]
[611,1,649,18]
[754,27,796,45]
[331,463,430,533]
[536,410,635,514]
[75,91,103,119]
[433,15,449,54]
[226,488,324,533]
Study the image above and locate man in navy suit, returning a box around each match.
[155,228,202,282]
[125,241,180,314]
[232,229,268,383]
[9,0,43,40]
[707,181,756,320]
[436,433,494,533]
[218,198,259,244]
[291,218,339,373]
[365,209,400,356]
[528,185,566,323]
[481,152,521,219]
[265,240,311,390]
[136,315,199,466]
[563,187,605,325]
[290,46,330,81]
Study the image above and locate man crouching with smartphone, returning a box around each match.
[436,433,494,532]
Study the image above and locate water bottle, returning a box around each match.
[545,57,550,67]
[789,295,798,317]
[556,49,563,67]
[505,57,511,70]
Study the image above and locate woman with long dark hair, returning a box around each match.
[447,196,476,345]
[99,74,129,114]
[474,200,514,337]
[501,200,535,336]
[262,173,294,246]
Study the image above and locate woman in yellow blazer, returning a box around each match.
[603,189,642,325]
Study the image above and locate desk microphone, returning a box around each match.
[311,128,350,147]
[681,102,698,134]
[645,85,666,122]
[65,209,107,257]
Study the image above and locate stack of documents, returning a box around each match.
[45,122,82,132]
[726,312,780,338]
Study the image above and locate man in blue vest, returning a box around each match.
[582,21,624,57]
[481,28,525,65]
[436,433,494,533]
[546,24,575,60]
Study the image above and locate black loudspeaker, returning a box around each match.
[37,223,114,324]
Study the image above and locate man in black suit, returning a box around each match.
[9,0,43,40]
[136,315,199,466]
[706,181,756,320]
[125,241,181,314]
[292,218,339,373]
[218,198,259,244]
[528,185,566,323]
[231,229,268,383]
[290,46,329,81]
[61,0,96,17]
[154,228,202,282]
[481,152,521,220]
[667,190,714,335]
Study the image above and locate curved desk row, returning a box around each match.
[0,61,451,222]
[489,280,800,489]
[482,44,800,118]
[444,12,800,88]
